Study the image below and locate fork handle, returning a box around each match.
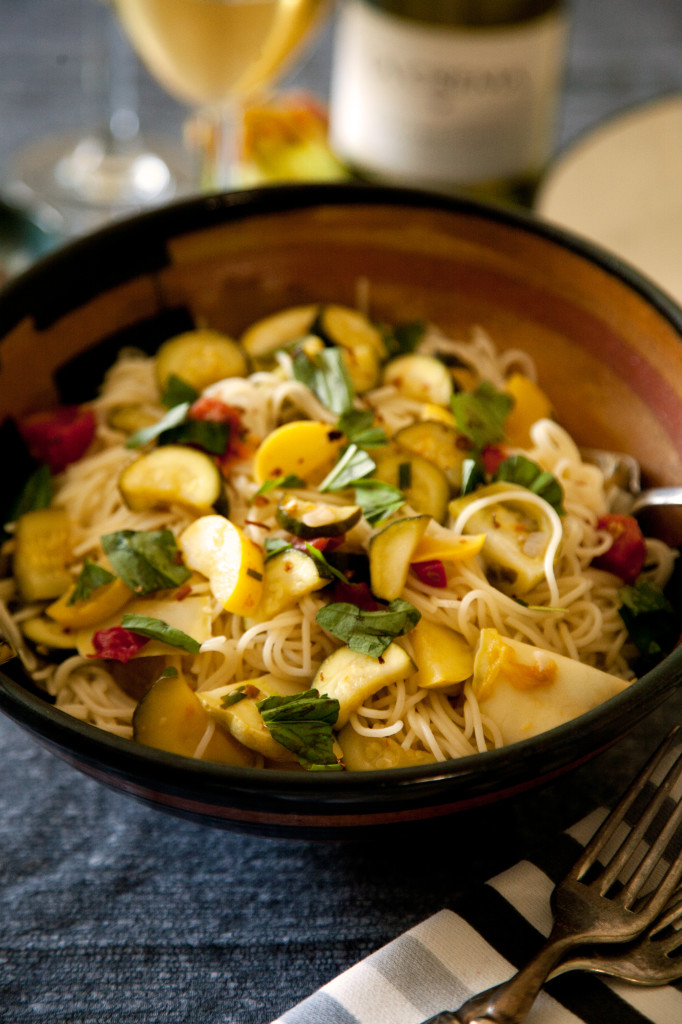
[450,937,568,1023]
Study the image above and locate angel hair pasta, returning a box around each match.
[2,304,678,772]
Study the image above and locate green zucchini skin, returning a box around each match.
[275,498,362,538]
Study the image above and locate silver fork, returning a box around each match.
[550,891,682,985]
[419,727,682,1024]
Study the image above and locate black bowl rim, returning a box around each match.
[2,180,682,801]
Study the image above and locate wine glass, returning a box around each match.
[8,0,191,236]
[113,0,331,190]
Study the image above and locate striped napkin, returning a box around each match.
[271,806,682,1024]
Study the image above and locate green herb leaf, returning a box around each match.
[461,456,486,495]
[7,463,53,522]
[353,479,405,526]
[291,346,355,415]
[160,418,229,455]
[255,474,307,497]
[158,666,179,679]
[303,543,347,583]
[319,443,376,492]
[383,320,426,358]
[450,382,513,451]
[221,686,248,708]
[257,688,342,770]
[337,409,387,450]
[121,613,201,653]
[161,375,199,408]
[68,559,117,604]
[101,529,191,595]
[264,537,293,560]
[125,402,190,449]
[316,598,421,658]
[618,581,679,672]
[495,455,565,514]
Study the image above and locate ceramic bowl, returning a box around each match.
[2,183,682,839]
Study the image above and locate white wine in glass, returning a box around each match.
[114,0,330,189]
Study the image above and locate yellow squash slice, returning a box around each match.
[118,445,222,513]
[253,420,343,485]
[178,514,264,616]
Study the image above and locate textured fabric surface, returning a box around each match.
[2,2,682,1023]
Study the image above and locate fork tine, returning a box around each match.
[572,727,681,883]
[621,795,682,907]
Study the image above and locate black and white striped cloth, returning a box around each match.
[271,806,682,1024]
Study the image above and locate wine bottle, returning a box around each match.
[328,0,568,206]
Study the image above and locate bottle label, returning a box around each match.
[329,1,568,186]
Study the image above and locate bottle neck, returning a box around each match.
[358,0,563,27]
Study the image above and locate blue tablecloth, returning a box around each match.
[2,2,682,1021]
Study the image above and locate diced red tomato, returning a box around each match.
[189,396,253,465]
[482,444,507,476]
[326,580,385,611]
[18,406,96,474]
[592,514,646,583]
[89,626,150,662]
[411,559,448,588]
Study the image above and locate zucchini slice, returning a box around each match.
[315,305,386,357]
[118,445,222,513]
[250,547,329,622]
[133,671,257,765]
[240,304,319,369]
[13,508,72,602]
[155,329,247,392]
[107,404,159,436]
[383,353,453,406]
[394,420,468,488]
[276,497,362,538]
[369,515,430,601]
[313,642,415,727]
[199,675,305,761]
[337,724,436,770]
[373,451,450,523]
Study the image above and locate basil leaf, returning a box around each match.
[160,418,229,455]
[303,543,347,583]
[7,463,53,522]
[461,456,486,495]
[257,688,341,770]
[101,529,191,594]
[292,346,354,415]
[450,382,512,451]
[161,375,199,408]
[69,559,117,604]
[121,614,201,653]
[264,537,293,559]
[316,598,421,658]
[125,402,190,449]
[618,581,679,672]
[353,479,405,526]
[383,319,426,358]
[256,474,306,496]
[337,409,387,450]
[319,444,376,492]
[495,455,565,514]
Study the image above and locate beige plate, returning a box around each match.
[536,93,682,305]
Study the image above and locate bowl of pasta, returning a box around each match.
[1,182,682,839]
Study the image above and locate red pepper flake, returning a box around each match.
[189,396,254,467]
[174,584,193,601]
[18,406,96,474]
[88,626,149,662]
[411,559,448,588]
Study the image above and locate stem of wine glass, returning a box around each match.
[192,101,243,192]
